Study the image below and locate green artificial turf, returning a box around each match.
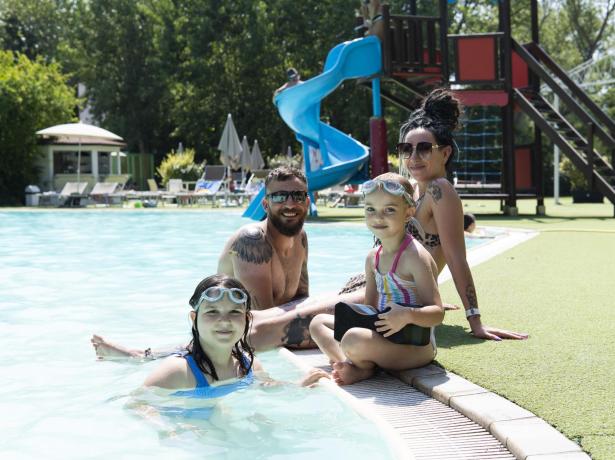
[317,197,615,459]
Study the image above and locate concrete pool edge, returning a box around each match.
[438,226,539,284]
[393,365,589,459]
[278,348,414,460]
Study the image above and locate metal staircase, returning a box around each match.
[512,40,615,208]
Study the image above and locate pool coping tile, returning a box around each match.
[404,367,589,460]
[412,372,489,405]
[490,417,587,459]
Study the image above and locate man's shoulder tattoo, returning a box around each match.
[301,232,307,250]
[230,227,273,264]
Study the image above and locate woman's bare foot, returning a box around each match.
[90,334,144,360]
[331,361,374,386]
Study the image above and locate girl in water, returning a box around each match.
[310,172,444,385]
[143,274,326,394]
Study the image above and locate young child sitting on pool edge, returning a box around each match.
[310,173,444,385]
[143,274,327,394]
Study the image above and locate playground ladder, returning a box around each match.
[512,40,615,209]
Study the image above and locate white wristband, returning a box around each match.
[465,308,480,318]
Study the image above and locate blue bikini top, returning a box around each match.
[171,353,254,399]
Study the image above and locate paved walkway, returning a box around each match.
[285,349,588,460]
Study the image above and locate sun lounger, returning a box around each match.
[39,182,89,207]
[89,182,120,206]
[194,179,224,206]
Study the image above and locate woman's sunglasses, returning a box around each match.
[266,191,308,204]
[397,142,444,160]
[362,179,415,206]
[195,287,248,309]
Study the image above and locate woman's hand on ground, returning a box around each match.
[471,324,529,341]
[375,303,409,336]
[444,303,460,311]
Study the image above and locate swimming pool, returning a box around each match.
[0,210,409,460]
[0,210,498,459]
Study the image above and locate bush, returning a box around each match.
[156,148,204,186]
[0,51,77,204]
[560,157,587,192]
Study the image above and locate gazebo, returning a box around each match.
[36,122,128,192]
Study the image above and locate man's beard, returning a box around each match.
[268,208,306,236]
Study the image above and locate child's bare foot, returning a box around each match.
[331,361,374,386]
[90,334,144,360]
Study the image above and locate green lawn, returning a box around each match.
[314,197,615,459]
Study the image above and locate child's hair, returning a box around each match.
[187,274,254,381]
[369,172,414,247]
[373,172,414,203]
[463,213,476,231]
[399,88,462,175]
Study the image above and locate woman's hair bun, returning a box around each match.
[421,88,461,132]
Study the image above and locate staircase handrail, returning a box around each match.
[527,42,615,134]
[511,39,615,148]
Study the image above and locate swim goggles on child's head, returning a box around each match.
[362,179,415,206]
[195,287,248,309]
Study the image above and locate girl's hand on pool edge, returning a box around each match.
[470,323,529,341]
[299,368,331,387]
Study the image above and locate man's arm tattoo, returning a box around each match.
[230,227,272,264]
[465,285,478,309]
[427,182,443,203]
[281,313,315,349]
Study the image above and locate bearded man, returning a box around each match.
[92,166,363,357]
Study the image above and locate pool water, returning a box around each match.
[0,210,494,459]
[0,210,395,460]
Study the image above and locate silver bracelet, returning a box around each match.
[465,308,480,318]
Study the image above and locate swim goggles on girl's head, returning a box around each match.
[362,179,415,207]
[195,287,248,309]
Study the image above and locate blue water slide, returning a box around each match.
[242,36,382,221]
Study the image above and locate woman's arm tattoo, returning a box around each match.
[230,227,272,264]
[427,182,443,203]
[465,285,478,309]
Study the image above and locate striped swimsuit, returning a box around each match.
[374,235,437,351]
[374,235,419,311]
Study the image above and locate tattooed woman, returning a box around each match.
[397,89,527,341]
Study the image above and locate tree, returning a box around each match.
[74,0,176,156]
[0,51,77,204]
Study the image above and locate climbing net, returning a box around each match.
[454,106,503,185]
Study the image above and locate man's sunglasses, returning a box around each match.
[397,142,444,160]
[266,191,308,204]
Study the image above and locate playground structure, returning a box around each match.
[244,0,614,220]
